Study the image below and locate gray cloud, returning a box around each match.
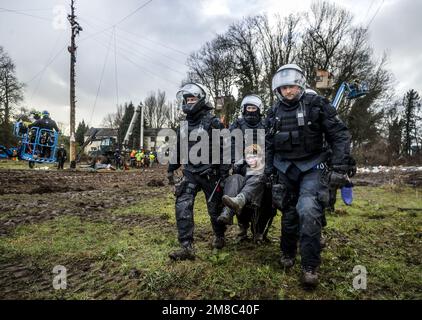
[0,0,420,131]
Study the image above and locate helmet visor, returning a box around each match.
[176,83,205,108]
[272,68,306,92]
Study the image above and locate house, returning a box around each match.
[83,127,170,154]
[143,128,169,151]
[83,127,118,154]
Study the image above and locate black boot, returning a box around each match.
[212,236,225,249]
[254,233,264,244]
[301,266,319,289]
[320,234,327,249]
[236,224,248,242]
[280,254,295,269]
[169,243,195,261]
[217,207,234,225]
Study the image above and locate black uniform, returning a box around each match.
[168,107,230,249]
[28,117,60,132]
[223,117,276,239]
[57,147,67,169]
[28,117,59,159]
[265,92,351,269]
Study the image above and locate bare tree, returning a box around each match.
[299,1,353,86]
[187,36,237,106]
[0,46,24,146]
[254,14,301,106]
[143,90,173,128]
[101,104,124,128]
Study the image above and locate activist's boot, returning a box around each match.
[222,193,246,214]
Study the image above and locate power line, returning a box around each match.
[113,26,119,109]
[26,46,67,83]
[367,0,385,28]
[0,7,51,22]
[30,32,65,101]
[80,18,187,75]
[89,27,114,126]
[79,16,187,66]
[79,13,189,57]
[89,33,179,86]
[97,28,186,77]
[114,0,154,26]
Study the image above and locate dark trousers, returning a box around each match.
[174,170,226,246]
[223,174,275,235]
[57,160,65,169]
[277,165,329,268]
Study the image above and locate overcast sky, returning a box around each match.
[0,0,421,132]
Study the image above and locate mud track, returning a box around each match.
[0,167,171,237]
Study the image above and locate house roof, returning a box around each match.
[84,127,170,138]
[84,127,118,137]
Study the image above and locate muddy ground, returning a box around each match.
[0,165,420,299]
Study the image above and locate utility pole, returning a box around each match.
[68,0,82,168]
[140,103,144,150]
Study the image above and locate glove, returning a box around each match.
[347,156,357,177]
[328,169,350,188]
[264,166,275,179]
[232,164,243,175]
[331,164,349,174]
[167,171,175,185]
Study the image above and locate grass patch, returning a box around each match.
[0,185,420,299]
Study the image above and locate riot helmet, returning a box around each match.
[176,82,211,116]
[240,94,263,125]
[272,64,306,103]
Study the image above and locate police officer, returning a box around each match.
[57,144,67,170]
[265,64,352,288]
[28,110,60,132]
[217,94,276,243]
[167,82,230,261]
[28,110,59,158]
[114,148,122,170]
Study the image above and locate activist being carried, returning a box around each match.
[217,94,276,243]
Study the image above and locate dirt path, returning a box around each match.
[0,167,168,236]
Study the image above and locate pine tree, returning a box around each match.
[402,89,421,156]
[75,120,88,146]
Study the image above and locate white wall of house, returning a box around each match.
[84,140,102,154]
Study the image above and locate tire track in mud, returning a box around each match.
[0,167,253,299]
[0,257,144,299]
[0,167,178,299]
[0,168,170,236]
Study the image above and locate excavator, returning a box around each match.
[76,103,144,168]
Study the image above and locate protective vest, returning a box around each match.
[232,117,265,134]
[269,93,326,160]
[182,111,222,173]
